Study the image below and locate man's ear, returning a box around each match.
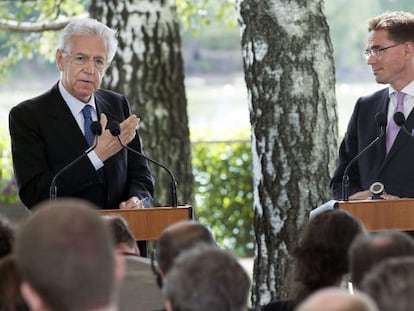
[114,252,126,286]
[133,243,141,256]
[56,49,65,72]
[21,281,48,311]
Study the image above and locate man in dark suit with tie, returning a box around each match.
[331,11,414,201]
[9,17,154,209]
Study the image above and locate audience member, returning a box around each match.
[295,287,378,311]
[0,255,29,311]
[152,220,217,287]
[15,199,124,311]
[105,215,140,256]
[263,209,365,310]
[361,256,414,311]
[104,215,164,311]
[0,215,14,258]
[349,230,414,290]
[163,245,251,311]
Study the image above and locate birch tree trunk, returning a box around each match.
[90,0,194,207]
[236,0,338,307]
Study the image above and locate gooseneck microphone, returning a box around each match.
[341,112,387,201]
[393,112,414,138]
[49,121,102,200]
[107,120,178,207]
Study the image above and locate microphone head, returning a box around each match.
[375,112,387,128]
[108,120,121,136]
[90,121,102,136]
[393,111,405,126]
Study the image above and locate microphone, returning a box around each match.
[107,120,178,207]
[49,121,102,200]
[341,112,386,201]
[393,112,414,138]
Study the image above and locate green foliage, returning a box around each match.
[192,134,254,257]
[0,0,88,82]
[0,127,18,203]
[176,0,237,34]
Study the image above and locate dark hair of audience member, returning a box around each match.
[156,220,216,274]
[0,216,14,258]
[290,209,365,305]
[0,254,29,311]
[104,215,138,254]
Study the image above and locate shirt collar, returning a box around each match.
[389,80,414,97]
[58,81,96,116]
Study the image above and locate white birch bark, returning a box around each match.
[236,0,338,306]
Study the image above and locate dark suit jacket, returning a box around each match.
[9,83,154,209]
[330,87,414,199]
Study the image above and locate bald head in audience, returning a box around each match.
[296,288,378,311]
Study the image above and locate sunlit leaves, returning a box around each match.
[192,133,254,257]
[176,0,237,34]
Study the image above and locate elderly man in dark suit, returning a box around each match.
[331,11,414,200]
[9,17,154,209]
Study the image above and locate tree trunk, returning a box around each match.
[89,0,194,207]
[237,0,338,307]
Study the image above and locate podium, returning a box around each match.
[100,205,193,241]
[0,203,192,241]
[337,199,414,232]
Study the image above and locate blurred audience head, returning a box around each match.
[361,256,414,311]
[296,287,378,311]
[0,254,29,311]
[152,220,216,287]
[290,209,365,304]
[0,215,14,258]
[349,230,414,290]
[103,215,140,256]
[163,245,250,311]
[15,199,124,311]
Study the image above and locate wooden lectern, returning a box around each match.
[337,199,414,232]
[100,205,193,241]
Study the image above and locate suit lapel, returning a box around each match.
[47,85,89,154]
[95,91,120,121]
[372,91,389,169]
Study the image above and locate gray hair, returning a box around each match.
[58,17,118,62]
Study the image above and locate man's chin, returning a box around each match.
[374,77,386,84]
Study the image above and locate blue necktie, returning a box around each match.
[82,105,94,146]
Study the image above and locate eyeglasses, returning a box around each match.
[63,51,107,70]
[363,43,403,59]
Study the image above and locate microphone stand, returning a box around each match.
[49,122,102,201]
[109,121,178,207]
[341,136,381,201]
[342,112,386,201]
